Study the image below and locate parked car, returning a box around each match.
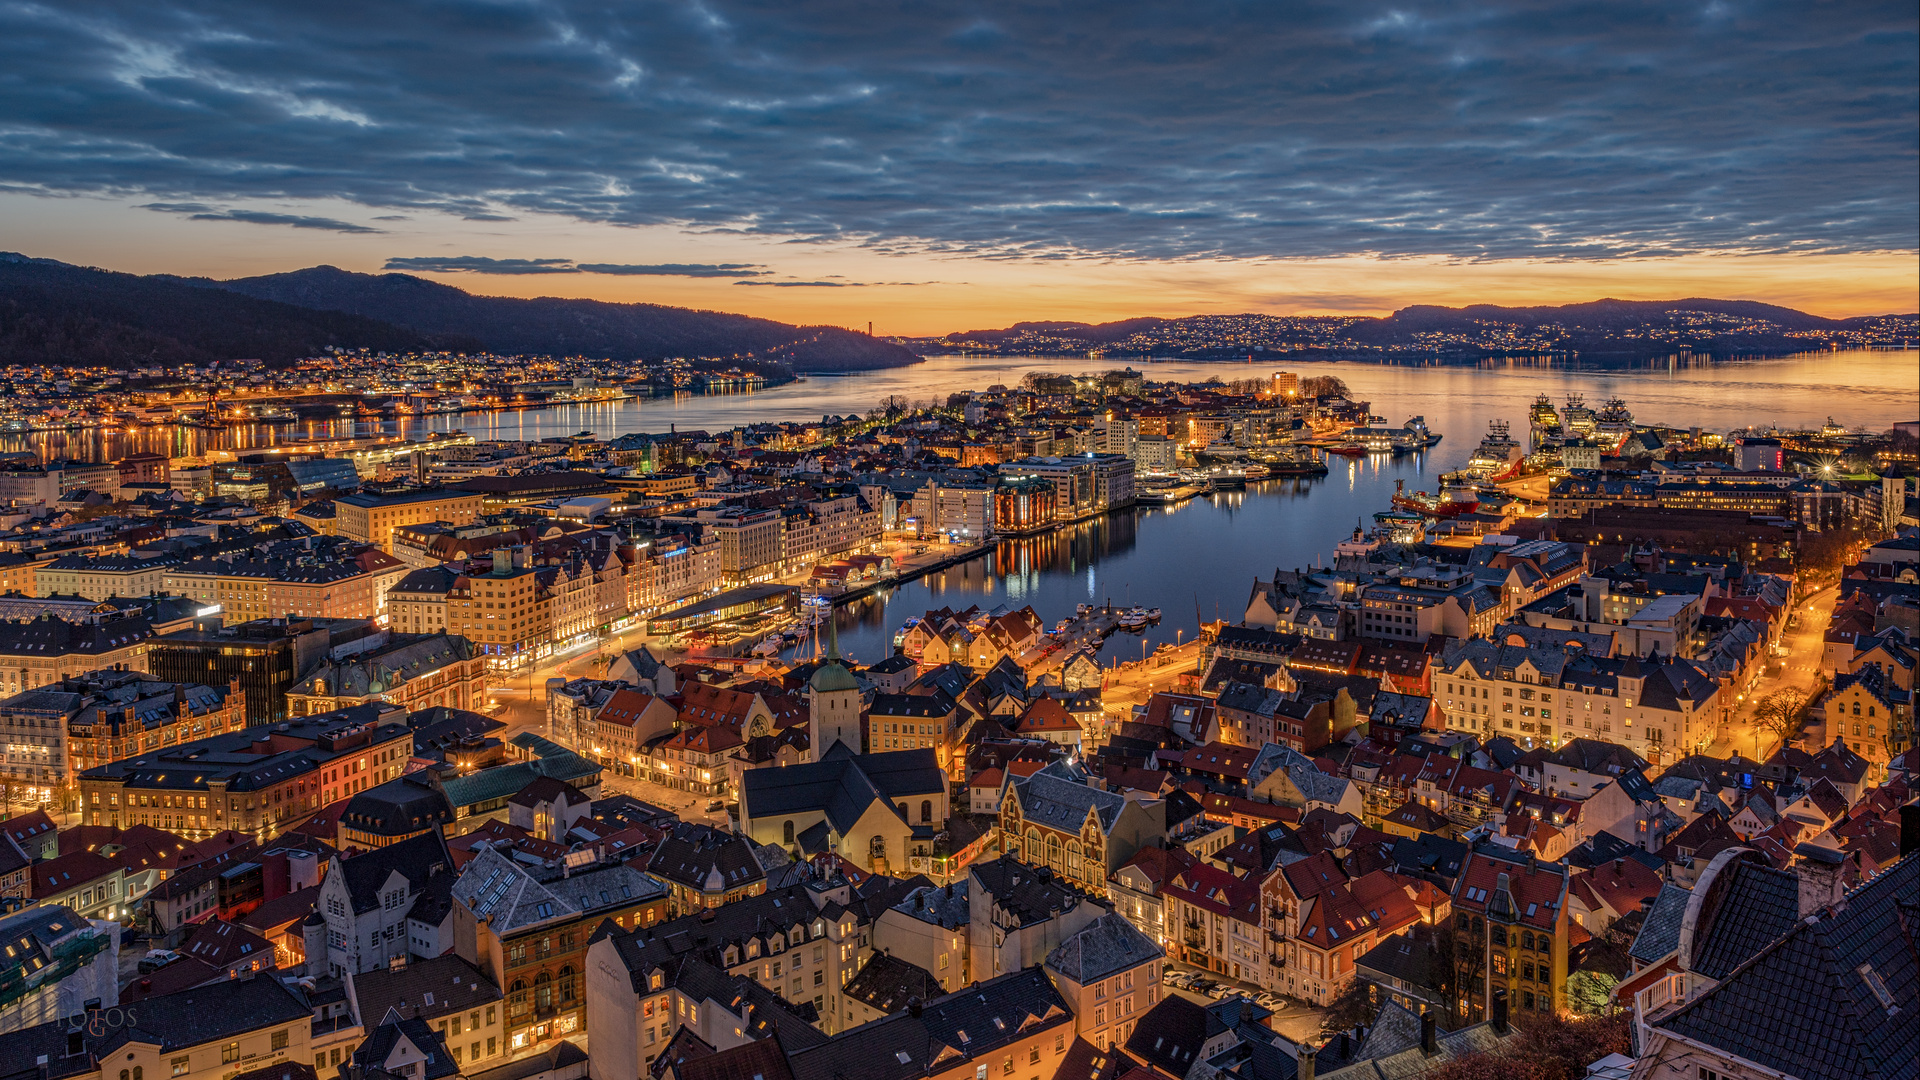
[137,950,179,975]
[706,800,725,813]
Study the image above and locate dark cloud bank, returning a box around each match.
[3,1,1912,260]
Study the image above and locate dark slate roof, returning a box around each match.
[1690,857,1802,981]
[1565,830,1665,873]
[355,1013,459,1080]
[647,822,766,893]
[1388,832,1468,886]
[675,1037,794,1080]
[740,747,944,835]
[1658,854,1919,1080]
[0,905,100,997]
[970,858,1084,927]
[0,972,312,1062]
[1044,912,1164,984]
[1629,883,1692,966]
[1354,922,1451,999]
[842,951,944,1013]
[350,954,501,1026]
[891,881,969,930]
[339,829,454,915]
[789,968,1074,1080]
[1012,761,1127,832]
[1123,993,1212,1078]
[341,771,455,839]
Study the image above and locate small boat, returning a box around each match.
[1145,608,1163,622]
[1118,609,1150,630]
[1327,443,1369,457]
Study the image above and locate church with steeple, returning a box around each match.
[807,619,864,761]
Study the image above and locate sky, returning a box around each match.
[2,1,1915,335]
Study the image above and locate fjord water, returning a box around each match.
[13,350,1913,663]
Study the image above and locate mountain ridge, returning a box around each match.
[0,255,922,370]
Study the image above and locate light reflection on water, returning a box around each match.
[15,350,1911,664]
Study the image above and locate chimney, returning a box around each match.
[1337,1031,1350,1059]
[1419,1010,1437,1056]
[1795,845,1849,916]
[1492,988,1509,1036]
[1295,1040,1316,1080]
[1901,802,1920,858]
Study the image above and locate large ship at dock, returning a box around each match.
[1595,397,1634,443]
[1561,394,1597,438]
[1466,420,1523,477]
[1528,393,1562,452]
[1390,475,1482,518]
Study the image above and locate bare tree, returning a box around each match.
[1299,374,1351,400]
[1750,688,1808,752]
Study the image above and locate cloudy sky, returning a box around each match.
[3,1,1914,332]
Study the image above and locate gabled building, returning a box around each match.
[449,846,670,1051]
[969,857,1101,983]
[645,822,768,913]
[1001,762,1166,895]
[740,746,949,876]
[1042,912,1164,1052]
[1449,844,1571,1023]
[312,830,455,976]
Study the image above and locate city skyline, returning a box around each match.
[2,2,1915,334]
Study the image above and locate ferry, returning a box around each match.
[1466,420,1523,477]
[1136,476,1208,505]
[1205,466,1246,490]
[1326,442,1370,457]
[1195,438,1249,461]
[1249,446,1330,477]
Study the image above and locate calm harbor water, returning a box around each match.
[10,350,1912,663]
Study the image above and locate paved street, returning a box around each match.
[1709,585,1836,760]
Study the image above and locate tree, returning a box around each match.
[1321,978,1379,1037]
[1751,688,1808,752]
[1421,1012,1632,1080]
[1424,1055,1556,1080]
[1298,374,1350,400]
[1566,969,1621,1015]
[876,394,912,419]
[1508,1011,1632,1080]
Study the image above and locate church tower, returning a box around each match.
[807,619,863,761]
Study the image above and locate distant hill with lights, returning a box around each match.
[926,299,1915,361]
[0,253,921,369]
